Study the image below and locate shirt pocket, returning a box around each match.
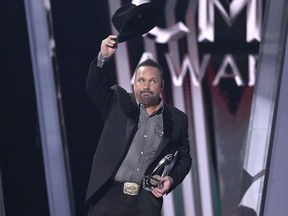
[155,126,164,137]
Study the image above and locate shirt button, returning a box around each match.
[140,152,144,155]
[144,135,147,138]
[137,168,140,171]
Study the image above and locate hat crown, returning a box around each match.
[112,4,138,32]
[111,3,159,42]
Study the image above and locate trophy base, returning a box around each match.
[142,175,163,191]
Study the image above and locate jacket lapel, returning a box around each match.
[153,104,173,159]
[124,94,140,149]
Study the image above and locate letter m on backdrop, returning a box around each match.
[198,0,263,42]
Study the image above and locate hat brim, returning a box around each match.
[116,4,159,43]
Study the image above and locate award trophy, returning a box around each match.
[142,150,179,191]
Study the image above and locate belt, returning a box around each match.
[113,181,141,196]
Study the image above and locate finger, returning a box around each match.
[103,35,116,43]
[154,187,165,194]
[152,190,162,198]
[105,37,118,48]
[108,35,117,40]
[152,188,163,198]
[107,35,118,43]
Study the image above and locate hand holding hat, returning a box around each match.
[111,3,159,43]
[100,35,118,58]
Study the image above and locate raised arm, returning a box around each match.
[85,35,118,119]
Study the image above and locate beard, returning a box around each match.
[139,91,159,107]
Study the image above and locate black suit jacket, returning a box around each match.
[85,59,192,203]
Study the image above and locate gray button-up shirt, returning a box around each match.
[114,101,164,184]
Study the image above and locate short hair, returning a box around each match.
[135,59,164,80]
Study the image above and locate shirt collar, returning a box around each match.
[137,98,164,114]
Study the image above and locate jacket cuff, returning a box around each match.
[97,52,112,67]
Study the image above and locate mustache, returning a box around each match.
[140,90,153,94]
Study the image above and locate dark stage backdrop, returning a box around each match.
[0,1,49,215]
[0,0,264,216]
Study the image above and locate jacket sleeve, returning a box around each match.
[168,115,192,192]
[85,58,116,121]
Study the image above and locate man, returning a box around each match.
[85,35,191,216]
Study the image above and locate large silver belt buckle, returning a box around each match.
[123,182,140,196]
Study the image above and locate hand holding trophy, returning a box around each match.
[143,150,179,191]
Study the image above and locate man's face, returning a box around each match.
[133,66,163,107]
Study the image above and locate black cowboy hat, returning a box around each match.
[111,3,159,43]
